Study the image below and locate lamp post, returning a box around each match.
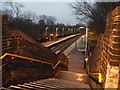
[71,28,73,34]
[68,28,70,35]
[45,27,48,39]
[56,27,58,36]
[85,28,89,58]
[75,33,77,50]
[74,29,76,33]
[77,28,79,33]
[79,27,88,69]
[62,28,64,36]
[79,27,88,57]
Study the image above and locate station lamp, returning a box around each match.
[46,27,49,31]
[79,27,85,29]
[56,27,58,36]
[62,28,64,36]
[71,28,73,33]
[45,27,49,39]
[79,27,90,57]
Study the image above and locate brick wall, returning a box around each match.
[89,7,120,88]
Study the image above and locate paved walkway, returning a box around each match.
[68,48,86,73]
[55,47,90,89]
[66,36,86,73]
[55,37,90,89]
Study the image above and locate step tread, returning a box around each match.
[8,78,90,89]
[55,71,89,84]
[7,70,91,89]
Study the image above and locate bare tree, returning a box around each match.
[5,1,24,18]
[39,15,57,25]
[1,8,14,17]
[1,8,14,23]
[46,16,56,25]
[21,11,38,23]
[39,15,48,23]
[70,0,120,34]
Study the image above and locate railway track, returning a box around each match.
[49,35,81,54]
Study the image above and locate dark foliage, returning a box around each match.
[71,1,120,34]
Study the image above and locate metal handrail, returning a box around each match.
[85,58,102,83]
[89,73,102,83]
[0,53,68,69]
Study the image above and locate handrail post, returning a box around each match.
[98,73,102,83]
[85,58,89,73]
[85,57,102,83]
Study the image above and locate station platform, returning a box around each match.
[41,34,79,47]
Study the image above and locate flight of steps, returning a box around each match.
[1,71,91,89]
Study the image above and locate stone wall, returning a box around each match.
[89,7,120,88]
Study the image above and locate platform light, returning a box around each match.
[62,28,64,31]
[79,27,85,29]
[74,28,76,33]
[71,28,73,33]
[56,27,58,35]
[55,34,58,36]
[79,27,90,57]
[50,34,53,36]
[62,28,64,36]
[68,28,70,34]
[85,27,89,58]
[46,27,48,31]
[68,28,70,31]
[45,27,49,39]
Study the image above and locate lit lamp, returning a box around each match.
[50,34,54,40]
[50,34,54,36]
[79,27,84,29]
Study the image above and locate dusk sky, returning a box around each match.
[23,2,78,25]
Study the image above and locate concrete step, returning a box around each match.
[7,78,90,89]
[55,70,89,84]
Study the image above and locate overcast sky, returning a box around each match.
[23,2,78,25]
